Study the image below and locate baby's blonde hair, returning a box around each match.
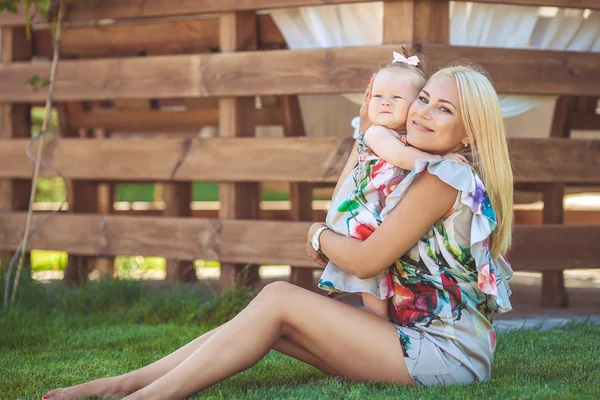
[376,44,427,89]
[431,65,513,258]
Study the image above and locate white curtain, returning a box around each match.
[270,2,599,122]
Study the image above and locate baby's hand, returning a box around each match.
[442,153,469,164]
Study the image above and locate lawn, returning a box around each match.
[1,279,599,400]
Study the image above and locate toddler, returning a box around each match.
[317,48,466,319]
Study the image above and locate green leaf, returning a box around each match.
[26,74,41,87]
[0,0,19,14]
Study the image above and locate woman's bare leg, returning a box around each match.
[362,292,389,319]
[44,306,339,399]
[122,282,413,399]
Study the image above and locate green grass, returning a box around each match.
[2,279,599,399]
[28,251,220,273]
[116,183,311,203]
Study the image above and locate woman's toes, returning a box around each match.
[43,388,64,399]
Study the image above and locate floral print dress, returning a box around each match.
[374,158,512,385]
[320,147,514,384]
[318,132,408,299]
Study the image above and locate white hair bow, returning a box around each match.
[392,51,419,66]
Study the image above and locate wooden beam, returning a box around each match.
[1,0,595,27]
[61,0,379,21]
[2,45,599,102]
[0,214,312,266]
[281,95,315,290]
[540,184,569,307]
[163,182,197,283]
[384,0,449,44]
[471,0,596,7]
[32,15,284,58]
[94,134,116,280]
[538,96,573,307]
[218,11,261,292]
[0,27,32,211]
[0,26,32,274]
[1,137,598,184]
[1,213,598,271]
[571,113,600,131]
[63,102,279,132]
[508,225,600,272]
[66,108,219,132]
[59,105,96,286]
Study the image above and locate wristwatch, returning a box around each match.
[311,226,329,254]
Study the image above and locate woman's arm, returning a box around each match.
[331,139,359,201]
[363,126,440,170]
[308,172,457,278]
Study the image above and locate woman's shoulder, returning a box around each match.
[414,159,478,194]
[420,159,495,221]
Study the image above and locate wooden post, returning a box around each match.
[93,127,116,278]
[61,102,98,285]
[541,96,575,307]
[280,96,314,290]
[0,27,33,274]
[541,183,568,307]
[383,0,450,44]
[163,181,197,282]
[218,12,261,292]
[115,97,200,284]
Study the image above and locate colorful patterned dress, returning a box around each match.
[318,131,409,299]
[381,159,513,385]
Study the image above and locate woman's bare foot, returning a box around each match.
[42,377,130,400]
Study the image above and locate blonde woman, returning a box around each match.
[43,65,514,399]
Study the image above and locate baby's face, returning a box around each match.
[368,69,421,131]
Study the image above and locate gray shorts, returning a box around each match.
[395,326,478,386]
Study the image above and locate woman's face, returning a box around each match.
[406,74,468,155]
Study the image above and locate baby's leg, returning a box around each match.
[361,293,389,319]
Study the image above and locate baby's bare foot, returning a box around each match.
[43,377,130,400]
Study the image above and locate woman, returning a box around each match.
[43,65,513,399]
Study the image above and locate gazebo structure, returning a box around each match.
[0,0,598,308]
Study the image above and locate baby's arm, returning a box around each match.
[363,126,439,170]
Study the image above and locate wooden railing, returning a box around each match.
[0,0,598,306]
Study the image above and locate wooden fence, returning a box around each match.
[0,0,599,307]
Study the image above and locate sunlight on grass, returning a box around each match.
[30,250,68,272]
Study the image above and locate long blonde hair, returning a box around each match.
[431,65,513,258]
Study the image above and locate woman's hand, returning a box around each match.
[359,74,375,133]
[306,222,329,267]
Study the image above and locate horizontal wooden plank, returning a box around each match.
[1,213,598,270]
[32,15,284,58]
[508,138,600,183]
[1,45,599,102]
[0,137,351,182]
[514,209,600,226]
[0,213,313,266]
[68,108,219,132]
[422,44,600,97]
[0,137,598,183]
[1,0,595,27]
[508,225,600,271]
[0,54,203,101]
[473,0,598,7]
[65,106,281,132]
[33,201,600,225]
[571,113,600,131]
